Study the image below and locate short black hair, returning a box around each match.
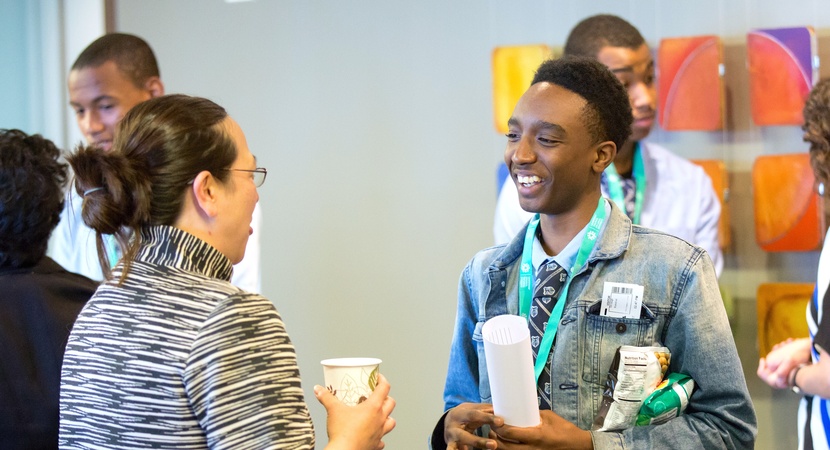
[71,33,159,89]
[564,14,646,58]
[531,56,632,150]
[0,129,68,268]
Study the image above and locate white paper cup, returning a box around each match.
[321,357,381,406]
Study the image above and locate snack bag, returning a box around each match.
[636,373,695,426]
[592,345,671,432]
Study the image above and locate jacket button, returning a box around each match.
[616,323,627,333]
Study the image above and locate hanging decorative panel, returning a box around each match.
[691,159,731,250]
[657,35,724,131]
[753,153,824,252]
[492,45,553,133]
[756,283,812,357]
[747,26,817,126]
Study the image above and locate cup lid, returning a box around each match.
[320,357,382,367]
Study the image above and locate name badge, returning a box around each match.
[600,282,644,319]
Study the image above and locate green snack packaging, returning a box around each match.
[636,372,694,426]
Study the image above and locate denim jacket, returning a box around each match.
[439,203,756,449]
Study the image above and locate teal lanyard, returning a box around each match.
[105,235,119,269]
[604,142,645,224]
[518,197,606,382]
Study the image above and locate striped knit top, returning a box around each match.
[59,225,314,449]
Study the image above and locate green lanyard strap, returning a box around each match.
[105,234,119,269]
[518,197,606,382]
[604,142,645,224]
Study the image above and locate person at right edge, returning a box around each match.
[757,78,830,448]
[493,14,723,277]
[430,56,755,449]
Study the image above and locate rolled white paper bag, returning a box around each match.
[482,314,541,427]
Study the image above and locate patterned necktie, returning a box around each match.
[528,259,568,410]
[621,177,637,221]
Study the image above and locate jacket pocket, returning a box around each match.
[580,300,659,386]
[580,302,659,416]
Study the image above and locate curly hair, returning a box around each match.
[67,94,236,280]
[0,129,68,268]
[531,56,633,150]
[803,78,830,188]
[71,33,159,89]
[564,14,646,58]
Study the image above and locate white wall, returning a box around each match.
[0,0,32,131]
[61,0,106,149]
[0,0,104,146]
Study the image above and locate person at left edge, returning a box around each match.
[0,129,97,449]
[430,56,755,449]
[48,33,262,291]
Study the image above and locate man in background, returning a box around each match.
[0,129,98,449]
[48,33,262,291]
[493,14,723,276]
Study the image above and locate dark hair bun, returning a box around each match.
[68,144,151,235]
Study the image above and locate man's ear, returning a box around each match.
[593,141,617,173]
[191,170,220,218]
[144,76,165,98]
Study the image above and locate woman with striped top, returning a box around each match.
[58,94,395,449]
[757,79,830,449]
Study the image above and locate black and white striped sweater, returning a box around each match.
[59,225,314,449]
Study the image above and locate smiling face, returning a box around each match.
[596,43,656,143]
[505,82,608,216]
[215,117,260,265]
[68,61,155,151]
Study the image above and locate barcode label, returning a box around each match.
[611,286,633,295]
[600,282,644,319]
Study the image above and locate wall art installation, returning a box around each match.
[756,283,812,357]
[747,26,817,126]
[753,153,825,252]
[691,159,731,250]
[657,35,724,131]
[491,44,553,133]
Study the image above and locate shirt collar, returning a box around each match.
[531,198,612,273]
[135,225,234,282]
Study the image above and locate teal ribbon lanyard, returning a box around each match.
[518,197,606,382]
[604,142,645,224]
[106,235,119,269]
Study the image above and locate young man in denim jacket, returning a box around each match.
[493,15,723,277]
[430,57,756,449]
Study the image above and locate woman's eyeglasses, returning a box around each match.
[225,167,268,187]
